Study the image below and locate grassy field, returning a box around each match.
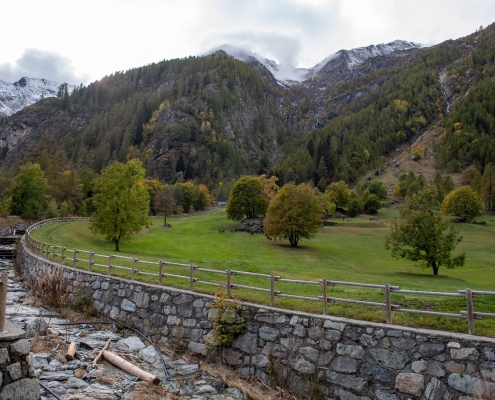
[30,208,495,336]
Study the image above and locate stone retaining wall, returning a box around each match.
[0,333,39,399]
[21,240,495,399]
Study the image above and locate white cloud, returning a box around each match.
[0,49,88,84]
[1,0,493,84]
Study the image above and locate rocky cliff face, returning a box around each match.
[0,77,76,117]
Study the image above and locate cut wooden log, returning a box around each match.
[65,342,77,360]
[92,337,112,368]
[102,350,160,384]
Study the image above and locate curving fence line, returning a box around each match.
[24,217,495,335]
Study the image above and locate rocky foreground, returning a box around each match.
[5,265,248,400]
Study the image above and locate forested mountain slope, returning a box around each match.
[0,53,308,186]
[0,23,494,190]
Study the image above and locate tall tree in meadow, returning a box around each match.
[90,160,150,251]
[385,187,464,276]
[264,183,323,247]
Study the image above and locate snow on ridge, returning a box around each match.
[344,40,422,68]
[208,40,422,86]
[0,77,77,116]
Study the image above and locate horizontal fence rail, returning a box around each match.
[24,217,495,335]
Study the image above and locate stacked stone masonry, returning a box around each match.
[0,338,40,400]
[22,242,495,399]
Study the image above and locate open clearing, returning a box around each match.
[31,208,495,336]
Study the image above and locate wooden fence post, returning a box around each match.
[131,258,138,280]
[52,246,57,261]
[189,264,194,291]
[158,261,163,286]
[385,283,392,324]
[0,273,8,332]
[270,273,275,307]
[108,255,113,276]
[227,269,232,299]
[46,244,50,258]
[322,278,328,315]
[466,288,475,335]
[88,252,93,272]
[61,247,66,264]
[73,249,78,268]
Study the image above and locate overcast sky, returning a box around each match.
[1,0,494,85]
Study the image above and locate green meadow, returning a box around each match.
[31,208,495,336]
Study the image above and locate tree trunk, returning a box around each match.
[163,214,167,225]
[289,233,299,247]
[114,238,120,252]
[432,262,438,275]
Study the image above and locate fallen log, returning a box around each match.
[65,342,77,360]
[92,337,112,368]
[102,350,160,384]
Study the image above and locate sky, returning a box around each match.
[1,0,494,85]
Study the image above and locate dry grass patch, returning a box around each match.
[27,270,69,309]
[201,362,297,400]
[96,372,124,385]
[128,382,180,400]
[30,333,67,353]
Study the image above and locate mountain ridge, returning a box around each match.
[0,77,77,117]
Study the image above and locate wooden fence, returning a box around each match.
[24,217,495,335]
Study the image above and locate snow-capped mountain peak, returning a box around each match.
[210,40,422,85]
[0,77,77,116]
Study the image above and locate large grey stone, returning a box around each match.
[326,371,367,392]
[252,354,270,368]
[480,363,495,382]
[134,291,149,308]
[0,348,9,364]
[331,356,357,373]
[10,339,30,355]
[369,348,408,370]
[121,299,136,312]
[375,389,399,400]
[232,332,258,354]
[39,371,74,381]
[66,377,89,389]
[360,334,377,347]
[450,348,478,361]
[418,343,444,357]
[259,326,279,342]
[395,373,424,397]
[26,318,47,336]
[6,362,22,380]
[117,336,145,351]
[299,346,319,363]
[412,359,428,373]
[177,303,193,317]
[293,358,316,374]
[325,329,341,341]
[83,383,119,399]
[445,361,466,373]
[425,377,446,400]
[0,378,40,400]
[390,337,415,350]
[360,362,393,383]
[427,360,445,378]
[225,349,243,365]
[336,343,366,359]
[484,347,495,361]
[173,293,193,304]
[323,320,346,331]
[448,373,495,396]
[292,324,306,337]
[188,341,207,356]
